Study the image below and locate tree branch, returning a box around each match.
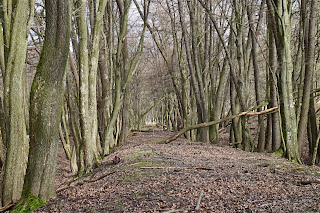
[157,107,279,144]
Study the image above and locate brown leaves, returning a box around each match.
[35,130,320,212]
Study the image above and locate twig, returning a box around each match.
[195,190,204,210]
[139,166,178,169]
[162,209,180,213]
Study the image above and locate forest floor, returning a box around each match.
[35,129,320,213]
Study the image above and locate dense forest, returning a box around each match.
[0,0,319,211]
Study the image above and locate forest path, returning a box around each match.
[36,130,320,212]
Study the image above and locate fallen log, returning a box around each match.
[157,107,278,144]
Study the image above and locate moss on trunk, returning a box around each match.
[23,0,71,201]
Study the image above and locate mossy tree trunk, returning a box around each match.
[103,0,131,153]
[23,0,70,201]
[78,0,107,173]
[187,0,209,143]
[118,0,130,146]
[267,0,301,163]
[0,0,32,207]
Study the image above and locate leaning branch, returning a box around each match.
[158,107,278,144]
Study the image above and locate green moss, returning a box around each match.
[130,161,161,168]
[121,171,142,181]
[126,150,153,159]
[272,149,284,157]
[13,195,46,213]
[105,199,123,209]
[133,193,144,199]
[105,199,120,205]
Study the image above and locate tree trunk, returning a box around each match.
[267,13,281,151]
[248,1,265,152]
[0,0,30,207]
[297,0,318,157]
[78,0,107,172]
[267,0,301,163]
[23,0,70,201]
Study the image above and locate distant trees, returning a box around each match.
[145,0,320,163]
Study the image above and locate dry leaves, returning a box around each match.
[35,130,320,212]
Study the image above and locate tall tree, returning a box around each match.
[178,0,209,143]
[267,10,281,152]
[78,0,107,173]
[267,0,301,162]
[23,0,71,201]
[297,0,318,159]
[0,0,33,207]
[247,0,266,152]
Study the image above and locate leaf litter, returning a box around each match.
[35,130,320,212]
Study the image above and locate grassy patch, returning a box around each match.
[12,195,46,213]
[126,150,153,159]
[121,149,168,181]
[121,171,143,181]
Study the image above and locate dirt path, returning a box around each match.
[36,130,320,212]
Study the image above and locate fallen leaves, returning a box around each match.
[35,130,320,212]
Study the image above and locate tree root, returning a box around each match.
[0,202,15,212]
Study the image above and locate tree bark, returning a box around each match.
[267,0,301,163]
[78,0,107,172]
[267,12,281,151]
[297,0,318,156]
[23,0,70,200]
[0,0,31,207]
[247,1,265,152]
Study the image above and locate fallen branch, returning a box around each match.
[139,166,216,171]
[297,179,320,185]
[0,202,15,212]
[56,170,117,193]
[131,125,156,132]
[157,107,278,144]
[162,209,180,213]
[195,190,204,210]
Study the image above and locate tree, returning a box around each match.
[23,0,71,201]
[267,0,301,162]
[0,0,33,207]
[297,0,318,161]
[247,0,266,152]
[103,0,150,153]
[77,0,107,173]
[178,0,209,143]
